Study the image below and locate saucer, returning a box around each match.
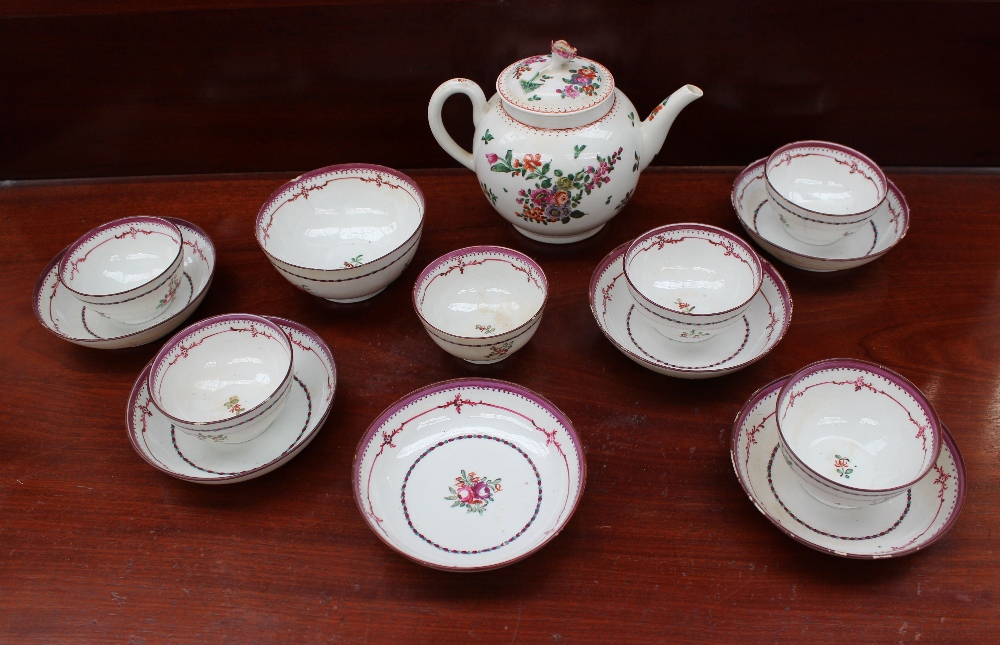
[590,242,792,379]
[731,377,966,558]
[353,378,586,571]
[127,316,336,483]
[732,158,910,272]
[33,218,216,349]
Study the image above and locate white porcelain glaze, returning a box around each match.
[148,314,294,443]
[34,219,215,349]
[775,359,942,509]
[623,224,762,343]
[256,164,424,302]
[353,378,585,571]
[733,159,909,272]
[765,141,888,246]
[128,317,336,484]
[428,40,701,244]
[413,246,547,364]
[57,216,185,324]
[591,243,791,378]
[732,377,965,558]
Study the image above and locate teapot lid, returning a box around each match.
[497,40,614,117]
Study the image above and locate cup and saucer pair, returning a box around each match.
[731,375,966,558]
[589,238,792,379]
[731,157,910,272]
[33,218,216,349]
[127,316,337,483]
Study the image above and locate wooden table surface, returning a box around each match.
[2,167,998,642]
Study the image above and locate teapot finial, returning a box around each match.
[543,40,577,74]
[550,39,577,62]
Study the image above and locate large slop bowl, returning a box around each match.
[256,164,425,302]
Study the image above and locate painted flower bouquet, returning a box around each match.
[445,470,503,515]
[487,147,624,225]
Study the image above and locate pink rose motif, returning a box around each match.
[456,486,474,503]
[485,153,499,165]
[562,85,580,99]
[473,481,491,500]
[531,188,553,206]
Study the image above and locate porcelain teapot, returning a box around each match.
[429,40,702,244]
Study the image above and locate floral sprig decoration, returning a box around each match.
[444,470,503,515]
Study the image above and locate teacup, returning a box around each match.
[412,246,547,363]
[58,216,185,324]
[148,314,294,444]
[765,141,888,246]
[775,358,942,509]
[624,224,762,343]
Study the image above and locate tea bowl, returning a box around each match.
[765,141,888,246]
[413,246,548,364]
[256,164,424,302]
[775,358,942,509]
[148,314,295,444]
[623,224,762,343]
[58,216,185,324]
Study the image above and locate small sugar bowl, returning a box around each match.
[413,246,547,363]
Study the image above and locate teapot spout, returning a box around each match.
[638,85,703,172]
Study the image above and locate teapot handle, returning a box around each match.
[428,79,489,171]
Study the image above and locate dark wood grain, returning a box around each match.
[2,0,1000,180]
[1,167,998,642]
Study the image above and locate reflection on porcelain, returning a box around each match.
[623,224,762,343]
[128,317,336,483]
[429,39,702,244]
[732,377,965,558]
[765,141,888,246]
[34,219,215,349]
[413,246,547,364]
[591,242,791,379]
[353,378,585,571]
[148,314,294,443]
[775,359,942,509]
[256,164,424,302]
[732,159,910,272]
[57,216,185,324]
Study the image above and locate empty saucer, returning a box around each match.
[590,242,792,378]
[732,159,910,272]
[353,378,586,571]
[127,316,336,483]
[33,218,215,349]
[731,376,966,558]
